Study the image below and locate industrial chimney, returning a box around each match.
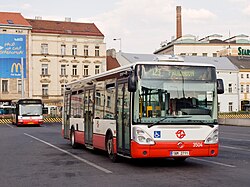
[176,6,182,39]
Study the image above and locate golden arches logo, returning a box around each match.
[11,63,22,73]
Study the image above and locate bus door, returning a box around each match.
[64,92,71,139]
[116,80,131,156]
[84,87,95,146]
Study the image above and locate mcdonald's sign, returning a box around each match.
[11,62,22,73]
[0,58,26,78]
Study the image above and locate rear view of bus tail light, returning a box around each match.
[133,127,155,145]
[205,129,219,144]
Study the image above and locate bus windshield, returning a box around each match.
[133,64,217,125]
[20,104,43,116]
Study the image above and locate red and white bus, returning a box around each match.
[62,56,224,162]
[12,98,43,126]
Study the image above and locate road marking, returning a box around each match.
[191,158,236,168]
[221,145,250,152]
[24,133,112,174]
[6,124,14,128]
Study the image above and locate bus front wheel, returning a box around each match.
[106,134,118,162]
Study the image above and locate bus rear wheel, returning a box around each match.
[70,128,78,149]
[106,134,118,162]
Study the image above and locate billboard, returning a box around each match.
[0,58,26,78]
[0,34,26,78]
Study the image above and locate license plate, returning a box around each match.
[170,151,190,156]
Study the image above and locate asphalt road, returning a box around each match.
[0,123,249,187]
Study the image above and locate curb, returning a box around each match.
[0,118,62,124]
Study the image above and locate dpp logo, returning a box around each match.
[175,130,186,139]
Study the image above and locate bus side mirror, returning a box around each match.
[217,79,224,94]
[128,74,137,92]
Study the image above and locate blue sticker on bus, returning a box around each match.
[154,131,161,138]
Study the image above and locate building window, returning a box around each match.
[61,44,66,56]
[96,92,101,106]
[180,53,186,56]
[84,45,89,56]
[95,65,100,74]
[228,102,233,112]
[202,53,207,57]
[247,74,249,78]
[213,53,217,57]
[228,83,232,93]
[241,85,244,93]
[17,80,22,93]
[95,46,100,56]
[42,84,48,96]
[72,65,77,75]
[2,80,8,92]
[218,102,220,112]
[107,96,111,108]
[41,64,48,75]
[72,45,77,56]
[247,85,249,93]
[241,74,244,79]
[83,65,89,76]
[41,43,48,54]
[192,53,197,56]
[61,64,66,75]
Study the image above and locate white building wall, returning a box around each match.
[239,71,250,103]
[217,70,239,112]
[175,45,230,57]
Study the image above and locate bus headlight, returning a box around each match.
[133,127,155,145]
[205,128,219,144]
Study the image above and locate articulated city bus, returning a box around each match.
[12,99,43,126]
[62,56,224,162]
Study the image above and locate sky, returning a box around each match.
[1,0,250,53]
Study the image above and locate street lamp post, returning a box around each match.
[113,38,122,52]
[21,57,24,98]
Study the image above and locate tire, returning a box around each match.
[70,128,78,149]
[106,134,118,162]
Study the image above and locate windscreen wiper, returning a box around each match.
[148,115,192,128]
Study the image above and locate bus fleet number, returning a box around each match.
[193,142,203,147]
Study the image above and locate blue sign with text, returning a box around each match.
[0,58,26,78]
[0,34,26,78]
[0,34,26,58]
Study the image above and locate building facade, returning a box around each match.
[154,34,250,58]
[228,56,250,111]
[0,13,106,107]
[27,18,106,106]
[0,12,32,105]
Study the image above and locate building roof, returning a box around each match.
[183,56,238,71]
[26,19,104,37]
[118,52,238,71]
[227,56,250,70]
[106,56,120,70]
[0,12,31,27]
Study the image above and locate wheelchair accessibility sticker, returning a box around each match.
[154,131,161,138]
